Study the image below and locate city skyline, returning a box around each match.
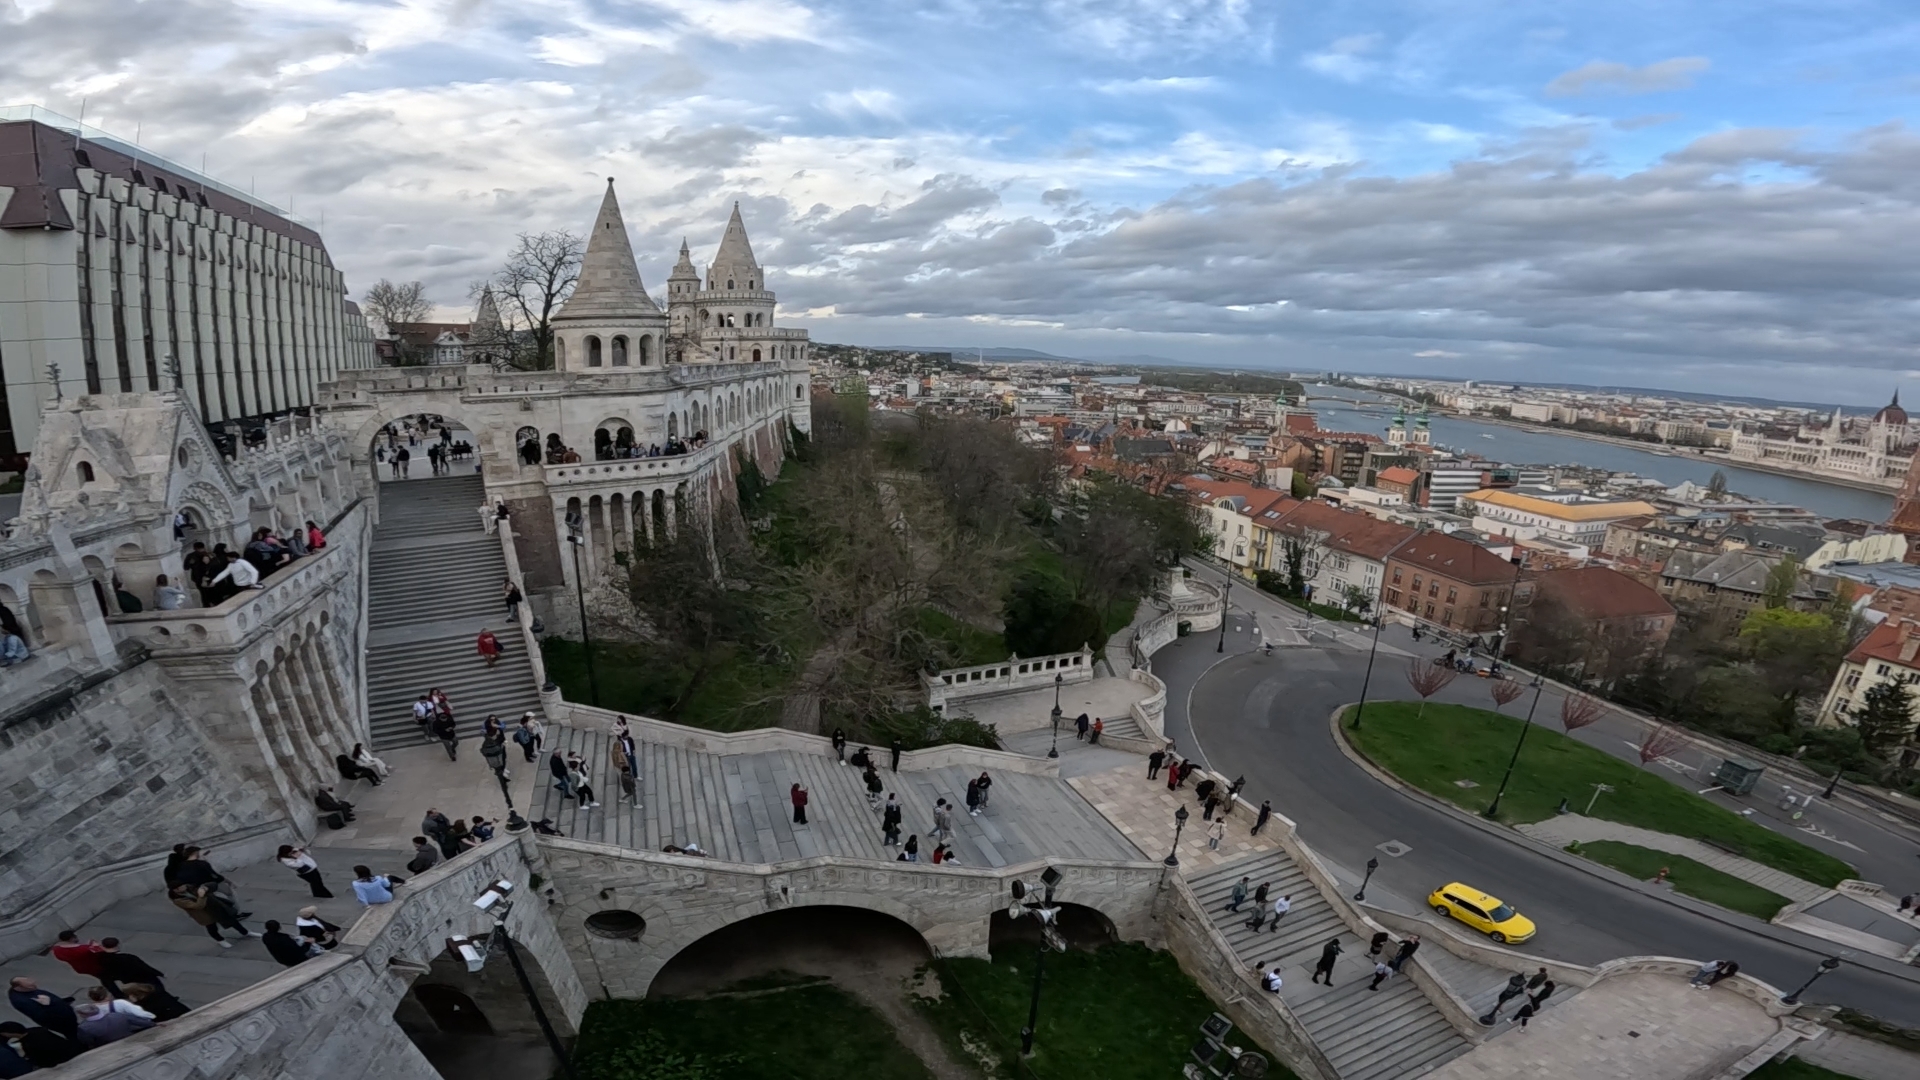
[5,1,1918,399]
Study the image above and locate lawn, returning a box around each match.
[1344,702,1855,888]
[920,942,1295,1080]
[572,981,933,1080]
[541,636,798,732]
[1745,1059,1869,1080]
[1568,840,1791,920]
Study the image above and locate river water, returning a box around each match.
[1303,386,1894,522]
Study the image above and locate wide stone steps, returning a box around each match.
[1189,853,1471,1080]
[364,476,542,750]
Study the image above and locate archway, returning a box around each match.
[392,936,568,1080]
[988,902,1117,952]
[649,906,931,999]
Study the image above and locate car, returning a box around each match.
[1427,882,1536,944]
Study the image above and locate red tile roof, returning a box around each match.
[1378,466,1419,485]
[1846,619,1920,669]
[1389,531,1520,586]
[1264,501,1416,561]
[1527,566,1674,621]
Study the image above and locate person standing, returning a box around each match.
[1529,980,1555,1009]
[882,795,902,847]
[7,979,77,1041]
[1390,935,1420,973]
[1368,931,1392,958]
[831,727,847,764]
[790,782,808,825]
[515,715,542,762]
[1147,748,1166,780]
[95,940,166,997]
[1369,959,1392,992]
[1267,894,1291,932]
[429,712,459,760]
[901,835,919,862]
[1527,967,1549,992]
[73,1002,144,1048]
[504,579,524,622]
[965,779,983,817]
[412,695,436,741]
[1252,800,1272,835]
[1166,757,1182,792]
[1075,713,1089,741]
[276,845,332,898]
[481,728,510,779]
[932,800,952,841]
[549,750,573,798]
[566,753,600,808]
[50,932,106,987]
[975,772,992,808]
[1203,792,1222,822]
[421,808,452,847]
[1207,819,1226,850]
[1312,938,1342,985]
[408,837,441,874]
[1226,877,1250,913]
[121,983,186,1022]
[0,1020,77,1070]
[395,445,410,479]
[889,739,903,772]
[169,883,250,946]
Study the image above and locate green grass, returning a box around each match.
[541,637,798,732]
[1745,1059,1870,1080]
[1345,702,1855,888]
[573,982,934,1080]
[920,942,1296,1080]
[917,607,1008,666]
[1568,840,1791,920]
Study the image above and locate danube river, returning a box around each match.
[1304,387,1894,522]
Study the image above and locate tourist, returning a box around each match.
[0,1021,76,1070]
[965,778,983,817]
[617,764,638,804]
[1530,980,1556,1009]
[476,628,502,668]
[882,794,903,847]
[1369,960,1392,992]
[448,819,478,853]
[975,772,992,808]
[305,520,326,551]
[472,816,496,842]
[931,799,952,840]
[261,921,313,967]
[849,745,873,769]
[422,807,453,849]
[515,713,545,762]
[276,845,333,898]
[1706,961,1739,989]
[208,550,260,592]
[1244,883,1270,930]
[483,713,504,739]
[864,765,883,810]
[1203,792,1222,822]
[1251,800,1272,836]
[889,738,903,772]
[504,579,523,622]
[295,908,342,950]
[409,836,440,874]
[1076,712,1089,741]
[412,695,436,740]
[6,979,77,1041]
[96,940,167,996]
[1390,935,1420,973]
[1368,931,1392,958]
[395,445,410,478]
[352,741,391,780]
[50,931,105,986]
[1266,894,1291,932]
[901,834,920,862]
[169,883,251,946]
[73,1001,145,1048]
[1689,960,1723,988]
[481,727,510,778]
[429,687,455,725]
[1147,747,1166,780]
[1312,939,1342,986]
[567,753,600,808]
[351,866,397,906]
[315,785,356,825]
[549,750,573,797]
[790,782,809,825]
[1166,756,1182,791]
[430,711,459,761]
[121,983,186,1022]
[1527,967,1550,991]
[831,727,847,763]
[1262,968,1283,993]
[1089,717,1103,744]
[1511,1000,1539,1030]
[0,1025,31,1077]
[1226,876,1250,913]
[153,573,188,610]
[1207,819,1226,850]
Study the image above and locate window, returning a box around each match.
[1424,602,1435,617]
[1446,587,1458,604]
[586,336,603,367]
[1410,576,1421,592]
[1843,671,1861,690]
[611,336,628,365]
[1392,568,1402,584]
[1442,609,1454,626]
[77,462,95,483]
[1428,582,1439,598]
[1480,593,1490,608]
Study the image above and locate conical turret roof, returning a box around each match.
[669,237,699,281]
[473,286,504,334]
[557,179,660,320]
[707,202,760,286]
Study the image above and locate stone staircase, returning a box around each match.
[364,475,543,749]
[1189,852,1472,1080]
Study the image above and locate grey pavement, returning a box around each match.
[1162,557,1920,1027]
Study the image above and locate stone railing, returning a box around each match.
[22,834,584,1080]
[923,646,1094,710]
[1131,606,1179,668]
[495,516,549,689]
[1170,577,1224,632]
[1128,666,1167,740]
[543,438,726,488]
[539,697,1063,777]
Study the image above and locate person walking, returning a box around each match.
[549,750,573,798]
[430,711,459,761]
[1075,713,1090,741]
[50,932,106,987]
[901,834,920,862]
[567,753,600,808]
[1510,1000,1539,1031]
[865,766,884,811]
[1267,894,1291,932]
[1368,931,1392,958]
[95,940,166,997]
[1244,882,1271,930]
[395,445,410,479]
[831,727,847,764]
[514,715,543,762]
[882,795,902,847]
[481,728,511,781]
[1481,974,1527,1025]
[421,807,452,846]
[1529,980,1555,1009]
[1207,819,1226,850]
[790,782,808,825]
[476,628,502,668]
[1390,935,1420,973]
[7,979,77,1042]
[1147,748,1166,780]
[412,695,435,742]
[1527,967,1549,991]
[276,845,332,898]
[1203,792,1222,822]
[1369,959,1392,992]
[932,799,952,841]
[1252,800,1272,835]
[1312,938,1342,986]
[169,883,250,946]
[889,739,903,772]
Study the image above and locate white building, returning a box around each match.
[0,106,369,463]
[1460,489,1658,549]
[1728,394,1913,483]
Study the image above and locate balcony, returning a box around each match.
[545,440,726,489]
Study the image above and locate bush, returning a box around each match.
[1004,572,1104,657]
[861,706,1002,752]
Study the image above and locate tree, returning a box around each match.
[1559,692,1605,733]
[624,508,764,718]
[1290,471,1314,499]
[1707,470,1728,499]
[1853,679,1916,759]
[1003,572,1103,657]
[486,230,583,370]
[1637,724,1688,767]
[1340,583,1373,618]
[360,279,431,361]
[1489,677,1524,713]
[1762,556,1801,610]
[1404,659,1457,719]
[1280,534,1309,596]
[1739,606,1844,729]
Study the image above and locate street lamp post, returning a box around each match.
[1011,867,1065,1057]
[1217,576,1232,653]
[1781,957,1843,1005]
[565,511,600,707]
[1353,857,1379,902]
[1349,590,1388,730]
[1048,673,1063,759]
[1484,677,1546,819]
[1165,805,1190,867]
[471,882,578,1080]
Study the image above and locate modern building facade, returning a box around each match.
[0,106,369,462]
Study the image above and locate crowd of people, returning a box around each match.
[174,520,326,608]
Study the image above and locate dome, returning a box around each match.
[1874,390,1907,426]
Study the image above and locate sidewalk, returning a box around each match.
[1516,815,1830,903]
[1067,762,1283,875]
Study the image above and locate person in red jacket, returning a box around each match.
[790,782,809,825]
[50,932,105,986]
[476,629,502,668]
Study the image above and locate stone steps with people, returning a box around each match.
[364,632,544,750]
[528,723,1145,867]
[366,537,510,630]
[1188,851,1472,1080]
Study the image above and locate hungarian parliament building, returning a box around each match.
[1726,393,1913,488]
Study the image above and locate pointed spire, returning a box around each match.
[669,236,699,281]
[473,286,503,334]
[708,201,761,289]
[556,178,660,320]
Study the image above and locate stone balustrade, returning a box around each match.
[923,646,1095,710]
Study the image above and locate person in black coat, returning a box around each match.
[549,750,572,796]
[0,1022,78,1070]
[260,921,313,967]
[96,940,167,995]
[5,980,76,1041]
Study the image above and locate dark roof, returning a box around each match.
[1115,437,1176,462]
[1270,501,1416,561]
[1389,531,1519,586]
[1528,566,1675,621]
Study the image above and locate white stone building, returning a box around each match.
[1728,394,1914,483]
[0,107,370,463]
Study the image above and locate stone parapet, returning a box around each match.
[923,646,1095,711]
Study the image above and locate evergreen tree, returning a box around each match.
[1854,678,1916,759]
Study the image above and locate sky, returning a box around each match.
[6,0,1920,403]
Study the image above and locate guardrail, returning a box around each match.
[923,647,1095,710]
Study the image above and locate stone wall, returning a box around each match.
[923,647,1096,711]
[28,835,582,1080]
[534,839,1164,997]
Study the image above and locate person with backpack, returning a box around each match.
[516,713,545,762]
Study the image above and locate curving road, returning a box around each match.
[1153,563,1920,1027]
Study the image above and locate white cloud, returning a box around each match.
[819,88,902,120]
[1091,76,1219,95]
[1546,57,1711,98]
[1303,33,1383,83]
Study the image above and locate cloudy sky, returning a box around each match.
[8,1,1920,402]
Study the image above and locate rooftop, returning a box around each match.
[1462,489,1659,522]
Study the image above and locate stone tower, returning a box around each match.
[551,179,668,372]
[666,238,700,348]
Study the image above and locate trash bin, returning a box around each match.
[1177,620,1193,637]
[1711,759,1764,796]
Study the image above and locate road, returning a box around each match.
[1151,560,1920,1026]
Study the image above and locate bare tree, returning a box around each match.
[1559,692,1606,733]
[360,279,431,361]
[488,231,583,370]
[1637,724,1687,767]
[1404,659,1457,719]
[1489,677,1524,713]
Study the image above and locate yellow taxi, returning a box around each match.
[1428,882,1536,944]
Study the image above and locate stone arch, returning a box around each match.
[666,412,679,439]
[611,335,629,366]
[586,335,603,367]
[638,334,653,366]
[751,347,761,362]
[642,902,937,998]
[556,337,567,367]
